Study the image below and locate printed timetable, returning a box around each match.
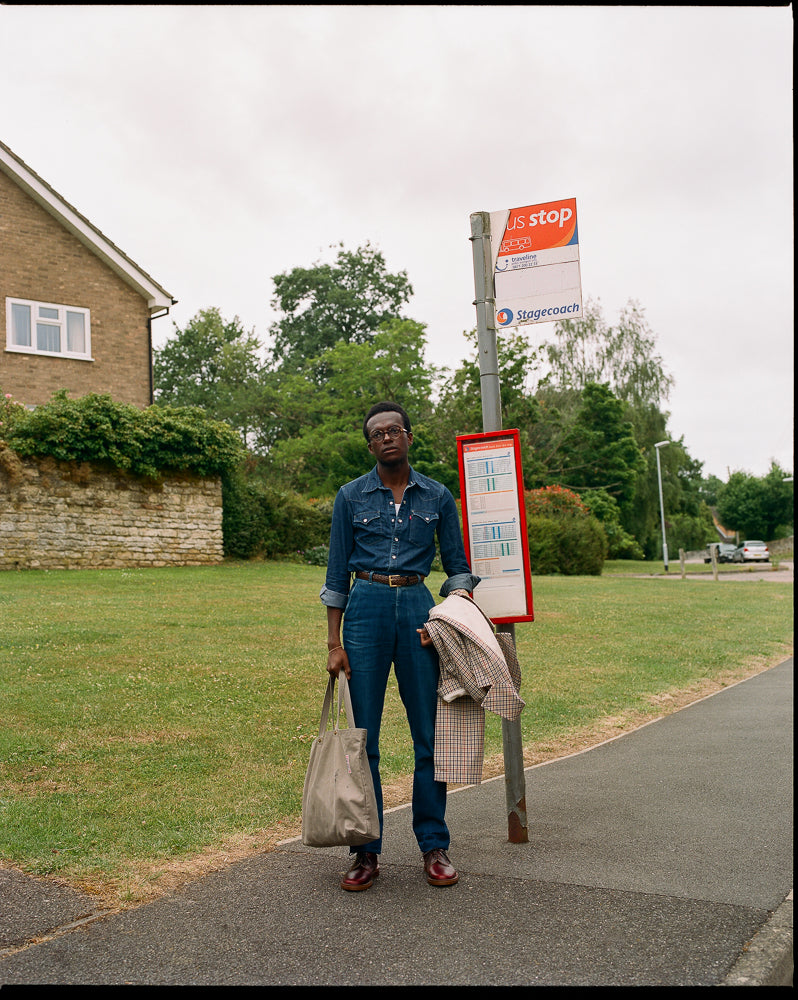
[457,429,534,624]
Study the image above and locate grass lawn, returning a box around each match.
[0,560,792,906]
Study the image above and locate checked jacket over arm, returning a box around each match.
[424,590,525,785]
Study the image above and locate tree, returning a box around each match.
[532,298,719,558]
[264,320,434,495]
[556,382,646,506]
[620,434,715,560]
[153,308,263,443]
[581,489,644,559]
[540,298,674,408]
[717,463,794,539]
[759,464,794,537]
[697,473,726,508]
[268,243,413,370]
[430,328,543,488]
[717,473,766,539]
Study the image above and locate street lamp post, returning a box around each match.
[654,440,670,572]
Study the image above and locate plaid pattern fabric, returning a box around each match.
[426,592,524,784]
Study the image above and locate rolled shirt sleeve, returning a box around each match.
[320,488,354,608]
[440,572,481,597]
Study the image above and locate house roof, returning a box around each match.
[0,140,176,314]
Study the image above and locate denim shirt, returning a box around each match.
[320,465,480,609]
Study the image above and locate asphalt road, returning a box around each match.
[633,559,794,584]
[1,658,792,986]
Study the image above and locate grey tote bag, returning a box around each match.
[301,672,380,848]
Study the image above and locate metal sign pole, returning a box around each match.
[470,211,528,844]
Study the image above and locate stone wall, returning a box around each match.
[0,450,223,570]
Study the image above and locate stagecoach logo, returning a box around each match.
[496,308,514,326]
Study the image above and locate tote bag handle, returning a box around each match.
[317,671,357,736]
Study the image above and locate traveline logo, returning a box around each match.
[497,309,514,326]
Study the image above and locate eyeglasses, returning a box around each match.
[368,425,408,443]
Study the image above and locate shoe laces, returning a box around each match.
[426,848,450,863]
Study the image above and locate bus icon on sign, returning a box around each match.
[500,236,532,254]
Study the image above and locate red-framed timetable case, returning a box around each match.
[457,429,534,624]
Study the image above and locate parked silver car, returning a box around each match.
[704,542,737,564]
[732,540,770,562]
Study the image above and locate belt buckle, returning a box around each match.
[388,574,401,587]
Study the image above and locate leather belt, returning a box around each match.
[355,571,424,587]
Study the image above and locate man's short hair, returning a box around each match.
[363,402,412,441]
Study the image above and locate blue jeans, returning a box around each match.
[342,578,449,855]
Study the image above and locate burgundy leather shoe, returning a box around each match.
[341,851,379,891]
[423,848,459,886]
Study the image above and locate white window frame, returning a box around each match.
[5,297,93,361]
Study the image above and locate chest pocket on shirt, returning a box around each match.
[352,509,381,531]
[409,509,439,544]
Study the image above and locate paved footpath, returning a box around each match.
[1,659,793,986]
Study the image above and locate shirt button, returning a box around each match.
[392,555,397,560]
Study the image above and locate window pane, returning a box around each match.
[11,303,32,346]
[39,307,59,319]
[37,323,61,352]
[66,311,85,353]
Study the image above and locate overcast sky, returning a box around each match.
[2,5,793,480]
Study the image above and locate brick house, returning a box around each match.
[0,140,175,408]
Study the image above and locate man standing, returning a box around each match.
[321,402,479,891]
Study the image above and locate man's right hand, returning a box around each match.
[327,646,351,679]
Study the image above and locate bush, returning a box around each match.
[581,488,644,560]
[525,484,590,518]
[558,515,607,575]
[5,391,243,479]
[303,545,330,566]
[524,486,607,575]
[0,391,28,444]
[668,510,717,552]
[4,389,336,562]
[222,469,332,559]
[525,516,562,575]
